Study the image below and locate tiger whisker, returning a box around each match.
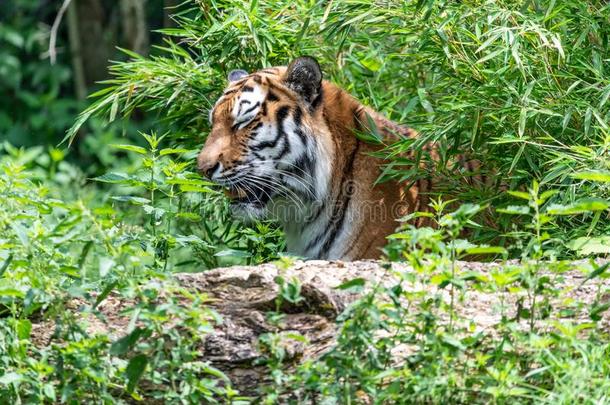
[222,162,316,201]
[241,174,306,209]
[239,177,305,211]
[237,161,317,199]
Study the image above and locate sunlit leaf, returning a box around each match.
[546,198,610,215]
[110,144,148,155]
[572,170,610,183]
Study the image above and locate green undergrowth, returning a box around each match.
[1,138,609,403]
[261,192,610,404]
[1,0,610,403]
[0,144,252,403]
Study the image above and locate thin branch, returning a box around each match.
[48,0,73,65]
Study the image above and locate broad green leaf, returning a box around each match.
[60,266,81,279]
[507,191,531,200]
[551,34,564,59]
[538,189,558,204]
[360,57,382,72]
[179,184,216,193]
[175,212,202,222]
[0,372,22,385]
[599,84,610,109]
[111,328,150,356]
[143,205,165,220]
[0,254,13,277]
[518,107,527,137]
[117,46,144,60]
[466,246,508,255]
[16,319,32,340]
[10,223,29,247]
[568,237,610,255]
[590,302,610,321]
[441,335,466,351]
[580,263,610,287]
[160,148,190,156]
[417,88,434,114]
[165,178,215,186]
[497,205,530,215]
[111,196,151,205]
[0,281,25,298]
[475,32,501,53]
[125,354,148,393]
[109,95,119,122]
[284,332,308,343]
[475,48,504,64]
[99,257,114,278]
[584,106,592,136]
[214,249,251,258]
[94,172,131,183]
[94,281,118,309]
[202,365,230,382]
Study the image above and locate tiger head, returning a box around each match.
[197,56,334,221]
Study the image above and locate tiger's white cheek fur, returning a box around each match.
[283,128,334,257]
[252,123,276,144]
[248,116,320,200]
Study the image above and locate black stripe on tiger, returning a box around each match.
[273,106,292,160]
[315,140,360,257]
[293,107,308,146]
[265,82,298,102]
[267,91,279,102]
[274,134,291,161]
[242,101,260,115]
[250,106,289,151]
[306,139,360,257]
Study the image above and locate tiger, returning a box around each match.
[197,56,485,260]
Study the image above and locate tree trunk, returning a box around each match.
[74,0,111,86]
[66,1,87,100]
[120,0,149,56]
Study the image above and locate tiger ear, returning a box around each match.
[228,69,248,82]
[284,56,322,105]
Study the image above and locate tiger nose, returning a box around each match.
[197,153,222,179]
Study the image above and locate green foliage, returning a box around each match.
[96,131,284,269]
[65,0,610,249]
[1,0,610,403]
[0,1,79,147]
[259,198,610,404]
[0,145,250,402]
